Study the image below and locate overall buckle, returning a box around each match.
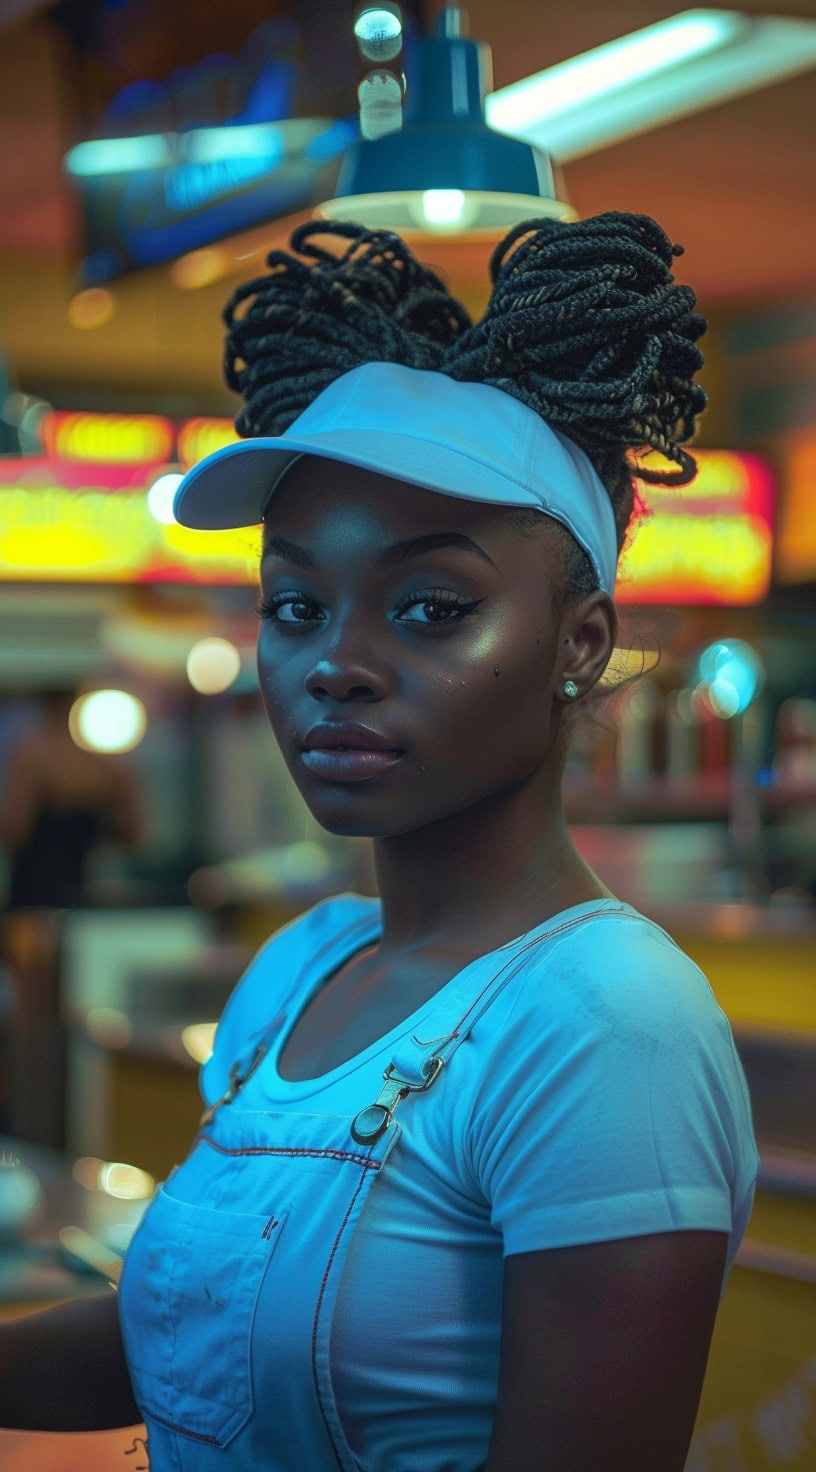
[350,1055,445,1145]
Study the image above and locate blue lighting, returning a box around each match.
[696,640,764,717]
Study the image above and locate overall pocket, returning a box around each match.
[119,1184,287,1447]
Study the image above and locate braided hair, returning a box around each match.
[223,213,707,598]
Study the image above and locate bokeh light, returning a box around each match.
[73,1157,155,1200]
[69,690,148,753]
[170,247,228,290]
[186,636,242,694]
[181,1022,217,1064]
[421,188,467,226]
[67,288,116,329]
[686,638,760,718]
[694,639,764,719]
[147,470,184,524]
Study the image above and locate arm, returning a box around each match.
[0,1288,142,1431]
[483,1228,728,1472]
[102,758,149,847]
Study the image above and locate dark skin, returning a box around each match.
[257,454,619,959]
[0,456,726,1453]
[258,455,729,1472]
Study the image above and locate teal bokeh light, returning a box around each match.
[695,640,764,718]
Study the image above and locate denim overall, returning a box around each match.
[118,903,623,1471]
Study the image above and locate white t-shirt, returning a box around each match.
[200,893,760,1472]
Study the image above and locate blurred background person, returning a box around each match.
[0,688,147,1146]
[0,688,146,911]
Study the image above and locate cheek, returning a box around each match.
[428,651,554,770]
[256,636,284,722]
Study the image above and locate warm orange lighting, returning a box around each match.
[775,430,816,585]
[171,247,229,290]
[617,450,774,604]
[67,287,116,329]
[42,411,175,465]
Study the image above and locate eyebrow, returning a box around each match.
[262,531,499,572]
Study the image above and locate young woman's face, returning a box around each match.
[256,456,593,838]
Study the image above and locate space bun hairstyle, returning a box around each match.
[223,212,707,596]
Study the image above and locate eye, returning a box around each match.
[255,589,484,627]
[256,593,319,624]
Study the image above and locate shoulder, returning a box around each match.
[489,904,731,1050]
[463,903,754,1183]
[463,905,759,1253]
[201,891,377,1098]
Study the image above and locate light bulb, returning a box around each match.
[358,70,403,140]
[421,189,466,225]
[354,5,403,62]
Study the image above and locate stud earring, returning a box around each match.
[563,680,579,699]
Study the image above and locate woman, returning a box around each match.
[0,214,759,1472]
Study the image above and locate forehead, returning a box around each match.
[262,455,532,546]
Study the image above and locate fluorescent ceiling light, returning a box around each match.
[184,125,285,165]
[66,135,172,175]
[486,9,816,161]
[65,119,340,178]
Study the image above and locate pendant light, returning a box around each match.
[315,4,576,237]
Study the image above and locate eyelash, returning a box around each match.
[255,588,483,629]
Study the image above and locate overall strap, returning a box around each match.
[201,907,380,1125]
[351,904,630,1145]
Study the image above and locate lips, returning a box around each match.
[302,721,403,753]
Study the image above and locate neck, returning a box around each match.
[368,767,612,960]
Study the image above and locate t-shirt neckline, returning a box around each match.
[266,894,634,1098]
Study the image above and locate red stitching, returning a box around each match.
[199,1136,380,1171]
[446,906,628,1038]
[311,1152,372,1468]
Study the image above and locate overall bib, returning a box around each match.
[118,904,621,1472]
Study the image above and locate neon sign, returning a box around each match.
[616,451,774,604]
[775,429,816,585]
[43,412,175,465]
[1,421,775,600]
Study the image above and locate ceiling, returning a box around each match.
[1,0,815,403]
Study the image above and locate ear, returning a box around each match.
[557,591,619,702]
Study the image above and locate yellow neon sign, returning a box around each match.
[0,429,775,598]
[618,514,773,604]
[617,450,774,604]
[43,412,175,465]
[177,418,240,468]
[0,482,260,585]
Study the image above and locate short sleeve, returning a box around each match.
[466,916,760,1261]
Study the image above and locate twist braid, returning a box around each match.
[447,211,706,487]
[220,211,708,595]
[223,220,472,437]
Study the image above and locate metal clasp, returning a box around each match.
[199,1042,268,1128]
[350,1054,445,1145]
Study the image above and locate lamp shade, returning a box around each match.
[316,27,576,235]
